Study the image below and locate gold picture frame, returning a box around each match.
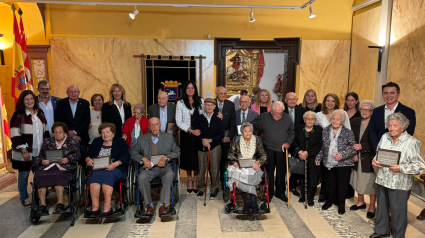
[225,49,260,96]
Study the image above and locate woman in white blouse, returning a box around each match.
[315,93,351,130]
[176,80,204,193]
[88,93,104,146]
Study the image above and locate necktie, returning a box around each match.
[290,109,294,123]
[219,103,223,113]
[242,111,246,123]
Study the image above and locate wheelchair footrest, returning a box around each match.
[105,208,125,219]
[53,206,73,215]
[134,209,154,219]
[159,207,176,218]
[83,209,100,219]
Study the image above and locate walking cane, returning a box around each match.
[204,146,211,206]
[283,147,290,207]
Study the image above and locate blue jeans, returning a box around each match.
[18,169,30,200]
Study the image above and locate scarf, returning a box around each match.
[239,135,256,160]
[326,126,342,169]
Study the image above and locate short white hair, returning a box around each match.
[330,109,346,124]
[271,101,285,111]
[386,112,410,131]
[303,111,316,119]
[359,100,375,110]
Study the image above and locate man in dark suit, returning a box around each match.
[214,86,237,183]
[55,85,91,164]
[284,92,306,197]
[369,82,416,152]
[236,95,259,126]
[37,80,61,136]
[148,91,178,144]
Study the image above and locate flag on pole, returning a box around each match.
[19,8,33,91]
[0,87,12,151]
[11,4,28,104]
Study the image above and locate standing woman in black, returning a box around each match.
[176,80,204,193]
[299,89,322,113]
[102,84,132,137]
[344,92,360,120]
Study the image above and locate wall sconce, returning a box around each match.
[368,46,383,72]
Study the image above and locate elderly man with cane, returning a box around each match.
[193,98,224,201]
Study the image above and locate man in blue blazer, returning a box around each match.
[235,95,258,136]
[369,82,416,152]
[37,80,61,136]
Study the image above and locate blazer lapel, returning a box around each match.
[65,98,73,119]
[74,99,83,119]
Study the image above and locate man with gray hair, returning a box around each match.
[235,95,259,128]
[37,80,61,136]
[148,91,178,144]
[251,101,295,201]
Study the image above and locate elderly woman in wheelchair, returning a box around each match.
[85,123,130,218]
[33,122,80,216]
[226,122,267,215]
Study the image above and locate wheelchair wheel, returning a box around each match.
[75,166,84,204]
[126,165,133,206]
[173,164,180,204]
[131,165,138,205]
[224,202,235,214]
[223,187,230,202]
[259,202,266,211]
[29,213,41,224]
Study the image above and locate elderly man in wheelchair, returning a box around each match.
[224,122,269,216]
[131,117,181,217]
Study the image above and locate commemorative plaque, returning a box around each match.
[376,148,401,167]
[93,156,111,170]
[239,159,252,168]
[45,149,64,163]
[151,155,165,166]
[166,123,175,132]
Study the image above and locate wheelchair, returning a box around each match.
[223,163,270,220]
[131,158,180,219]
[29,165,85,226]
[82,167,130,223]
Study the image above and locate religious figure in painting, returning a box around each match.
[226,53,248,83]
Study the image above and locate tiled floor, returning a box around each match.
[1,174,425,238]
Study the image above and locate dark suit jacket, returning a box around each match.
[214,99,237,140]
[350,117,374,173]
[148,102,178,142]
[290,124,323,186]
[55,97,91,145]
[193,112,225,151]
[284,104,306,127]
[235,109,259,126]
[102,102,132,137]
[131,132,181,169]
[88,137,130,174]
[368,102,416,152]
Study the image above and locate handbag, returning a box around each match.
[288,157,305,175]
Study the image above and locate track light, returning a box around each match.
[129,6,139,20]
[309,4,316,19]
[249,7,255,23]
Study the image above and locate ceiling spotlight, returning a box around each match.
[129,6,139,20]
[309,4,316,19]
[249,8,255,23]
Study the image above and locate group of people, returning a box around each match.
[9,79,425,238]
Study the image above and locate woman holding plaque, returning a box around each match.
[370,112,425,238]
[251,89,272,114]
[315,109,356,215]
[102,84,132,137]
[227,122,267,214]
[88,93,104,146]
[85,123,130,217]
[33,122,80,215]
[122,103,149,154]
[10,90,50,207]
[349,100,377,218]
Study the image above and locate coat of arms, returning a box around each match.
[161,80,182,101]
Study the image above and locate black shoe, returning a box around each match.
[21,199,31,208]
[298,197,305,203]
[251,205,259,214]
[187,189,193,193]
[102,208,113,218]
[55,203,66,213]
[350,204,366,210]
[338,208,345,215]
[318,198,326,203]
[322,203,332,210]
[193,189,199,193]
[308,201,314,207]
[37,205,49,216]
[291,189,300,197]
[210,188,218,199]
[242,204,250,214]
[367,211,375,218]
[370,233,390,238]
[277,193,288,202]
[89,209,100,218]
[197,191,204,197]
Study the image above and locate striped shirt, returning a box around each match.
[374,131,425,191]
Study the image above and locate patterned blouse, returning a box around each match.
[35,136,80,170]
[374,132,425,191]
[227,135,267,166]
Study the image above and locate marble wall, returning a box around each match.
[349,6,381,102]
[50,38,214,106]
[298,40,351,105]
[388,0,425,152]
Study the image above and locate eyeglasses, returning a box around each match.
[133,111,142,115]
[39,88,51,91]
[359,109,373,112]
[304,118,316,121]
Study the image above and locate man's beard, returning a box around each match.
[40,93,50,98]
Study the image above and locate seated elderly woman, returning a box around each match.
[85,123,130,217]
[34,122,80,216]
[370,112,425,238]
[315,109,356,215]
[290,111,323,206]
[227,122,267,214]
